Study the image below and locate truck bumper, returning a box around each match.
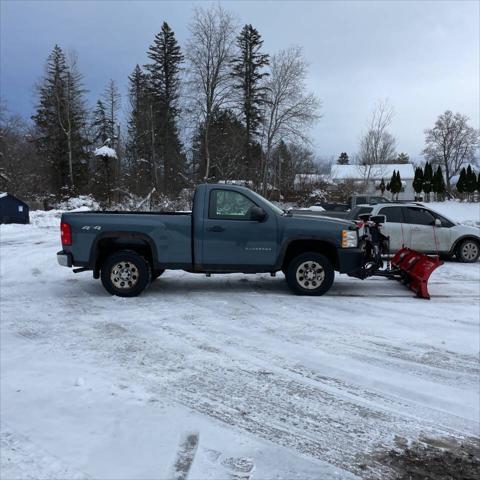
[337,248,364,274]
[57,250,73,267]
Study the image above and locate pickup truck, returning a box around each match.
[57,184,366,297]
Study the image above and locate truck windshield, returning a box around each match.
[248,190,285,216]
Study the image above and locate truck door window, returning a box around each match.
[405,207,435,226]
[209,190,256,220]
[378,207,404,223]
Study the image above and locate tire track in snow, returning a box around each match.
[170,432,199,480]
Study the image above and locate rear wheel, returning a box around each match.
[456,239,480,263]
[101,250,151,297]
[285,252,334,296]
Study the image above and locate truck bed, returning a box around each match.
[62,211,193,268]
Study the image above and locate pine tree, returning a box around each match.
[412,167,424,199]
[232,24,269,181]
[337,152,349,165]
[456,167,466,195]
[125,65,152,195]
[437,167,446,198]
[395,170,402,200]
[379,177,385,195]
[145,22,185,194]
[102,79,121,149]
[91,100,110,146]
[387,170,402,200]
[423,161,433,201]
[465,165,476,196]
[388,170,396,199]
[32,45,89,195]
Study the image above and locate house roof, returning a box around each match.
[330,163,415,180]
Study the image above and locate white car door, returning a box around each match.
[430,212,453,252]
[377,206,410,252]
[403,207,438,253]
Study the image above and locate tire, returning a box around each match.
[101,250,151,297]
[456,239,480,263]
[285,252,334,296]
[152,269,165,280]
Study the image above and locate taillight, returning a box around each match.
[61,221,72,246]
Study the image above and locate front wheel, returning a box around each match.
[285,252,334,296]
[101,250,151,297]
[456,239,480,263]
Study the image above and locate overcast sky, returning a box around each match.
[1,0,478,162]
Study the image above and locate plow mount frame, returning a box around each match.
[355,217,444,300]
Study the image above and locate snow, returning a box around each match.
[55,195,100,212]
[0,192,7,199]
[1,205,479,479]
[94,146,117,159]
[424,201,480,227]
[330,163,415,180]
[299,205,326,212]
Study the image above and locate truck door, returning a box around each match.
[201,188,278,269]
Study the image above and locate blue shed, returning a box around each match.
[0,193,30,224]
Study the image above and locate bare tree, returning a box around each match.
[358,99,396,167]
[423,110,479,192]
[260,46,321,194]
[186,4,237,181]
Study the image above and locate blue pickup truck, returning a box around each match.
[57,184,367,297]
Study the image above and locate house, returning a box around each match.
[329,164,415,200]
[0,193,30,224]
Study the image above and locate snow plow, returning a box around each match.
[356,214,443,299]
[389,248,443,299]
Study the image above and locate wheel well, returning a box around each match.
[282,240,338,271]
[452,236,480,255]
[94,237,154,277]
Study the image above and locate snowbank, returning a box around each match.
[55,195,99,211]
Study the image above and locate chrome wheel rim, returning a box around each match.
[110,261,139,289]
[296,261,325,290]
[461,242,478,261]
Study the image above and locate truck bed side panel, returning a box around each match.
[62,213,192,268]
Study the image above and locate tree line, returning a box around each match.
[334,101,479,200]
[0,5,320,206]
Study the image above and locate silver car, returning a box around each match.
[349,203,480,262]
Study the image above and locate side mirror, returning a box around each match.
[370,215,386,224]
[250,206,267,222]
[434,218,442,227]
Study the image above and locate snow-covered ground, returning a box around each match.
[1,204,479,479]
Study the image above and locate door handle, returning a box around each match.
[207,225,225,233]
